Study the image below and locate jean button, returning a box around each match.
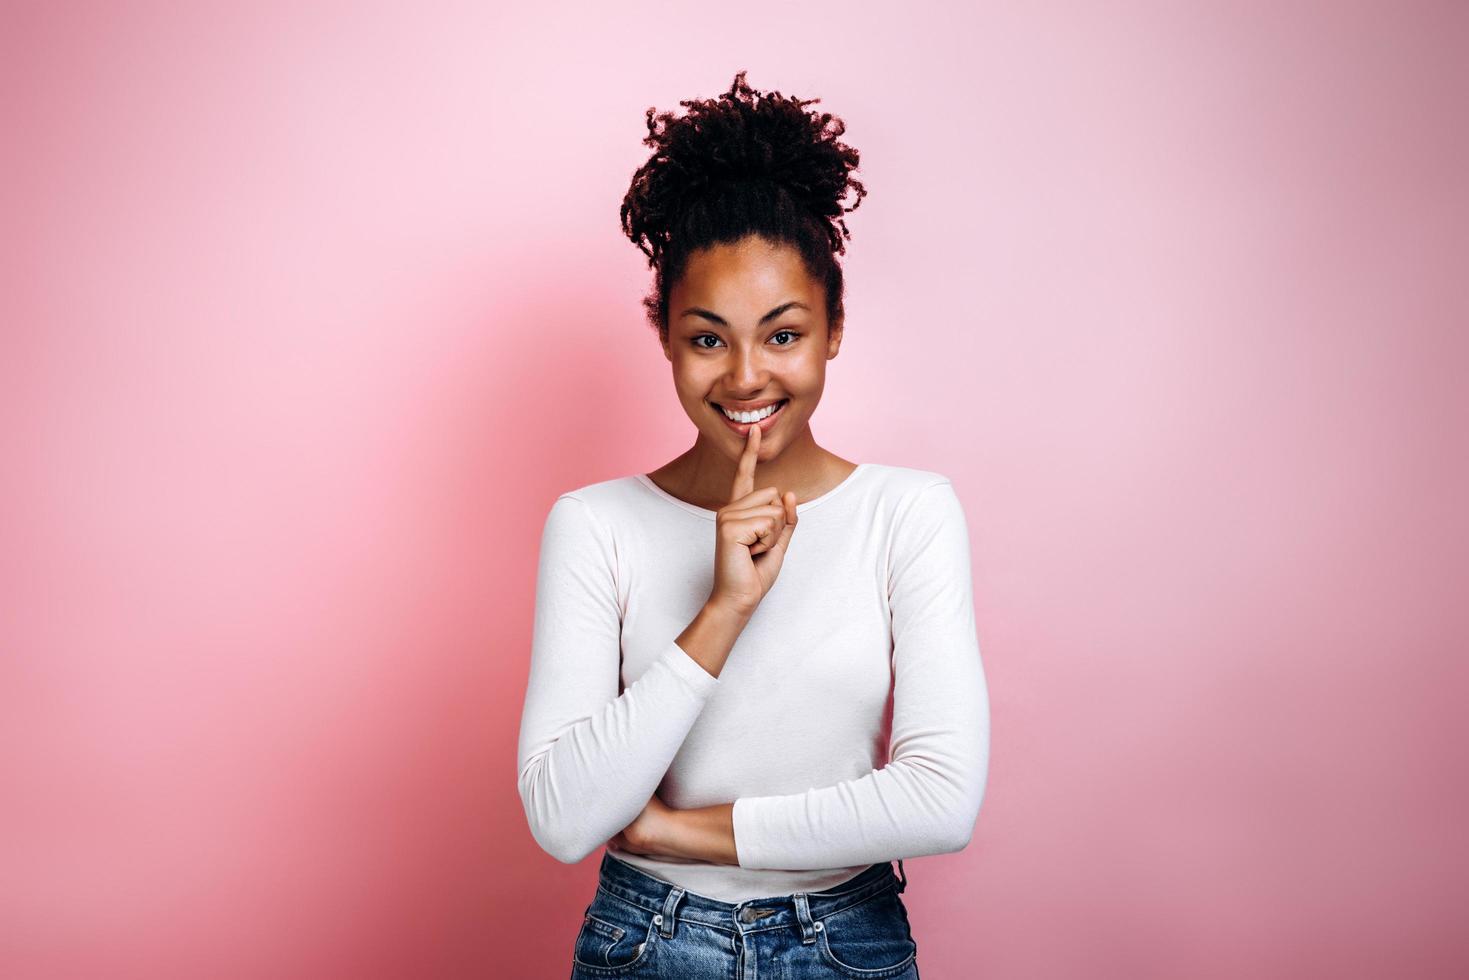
[739,907,756,923]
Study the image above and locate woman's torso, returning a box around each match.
[571,461,943,902]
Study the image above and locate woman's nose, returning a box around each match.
[727,348,769,388]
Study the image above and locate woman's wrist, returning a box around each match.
[702,598,754,627]
[647,802,739,866]
[672,601,752,680]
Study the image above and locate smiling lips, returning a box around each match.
[713,398,788,433]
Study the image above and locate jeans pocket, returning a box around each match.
[571,891,658,976]
[815,885,918,979]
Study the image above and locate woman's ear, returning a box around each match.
[826,317,843,358]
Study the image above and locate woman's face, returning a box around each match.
[661,236,842,465]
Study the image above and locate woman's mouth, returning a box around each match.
[712,399,788,434]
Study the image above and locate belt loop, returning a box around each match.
[792,892,818,944]
[894,859,907,893]
[658,887,685,939]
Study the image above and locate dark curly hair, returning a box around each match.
[620,70,867,342]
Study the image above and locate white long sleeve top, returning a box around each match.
[515,462,990,903]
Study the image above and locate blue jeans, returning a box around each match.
[569,851,920,979]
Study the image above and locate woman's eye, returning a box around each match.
[691,331,798,350]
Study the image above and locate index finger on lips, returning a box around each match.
[730,421,760,503]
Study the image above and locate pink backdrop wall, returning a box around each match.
[3,2,1465,978]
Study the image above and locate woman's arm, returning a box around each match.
[515,494,750,864]
[721,480,991,870]
[611,797,740,866]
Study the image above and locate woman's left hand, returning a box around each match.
[608,793,678,856]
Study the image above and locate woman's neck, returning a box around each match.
[649,426,855,510]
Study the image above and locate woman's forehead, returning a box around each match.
[676,241,818,302]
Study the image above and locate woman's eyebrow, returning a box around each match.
[679,301,809,326]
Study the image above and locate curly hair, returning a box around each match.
[620,70,867,342]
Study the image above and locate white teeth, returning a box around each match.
[721,401,782,423]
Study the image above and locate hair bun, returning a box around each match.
[624,70,866,267]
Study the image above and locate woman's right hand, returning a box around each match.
[709,421,798,617]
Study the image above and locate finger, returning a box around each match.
[734,517,781,549]
[731,515,781,550]
[747,517,780,555]
[727,486,781,511]
[764,524,793,559]
[731,495,791,554]
[751,496,796,557]
[730,420,760,503]
[772,491,798,552]
[722,502,785,525]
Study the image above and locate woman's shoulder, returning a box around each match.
[852,463,969,539]
[534,476,655,558]
[544,472,648,518]
[854,461,955,497]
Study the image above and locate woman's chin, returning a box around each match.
[711,433,773,460]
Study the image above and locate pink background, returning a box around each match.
[3,2,1465,978]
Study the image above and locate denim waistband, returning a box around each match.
[593,852,908,938]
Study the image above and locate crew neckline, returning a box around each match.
[635,463,869,521]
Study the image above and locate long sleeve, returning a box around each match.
[516,494,720,864]
[730,480,990,870]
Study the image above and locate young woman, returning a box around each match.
[516,71,990,980]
